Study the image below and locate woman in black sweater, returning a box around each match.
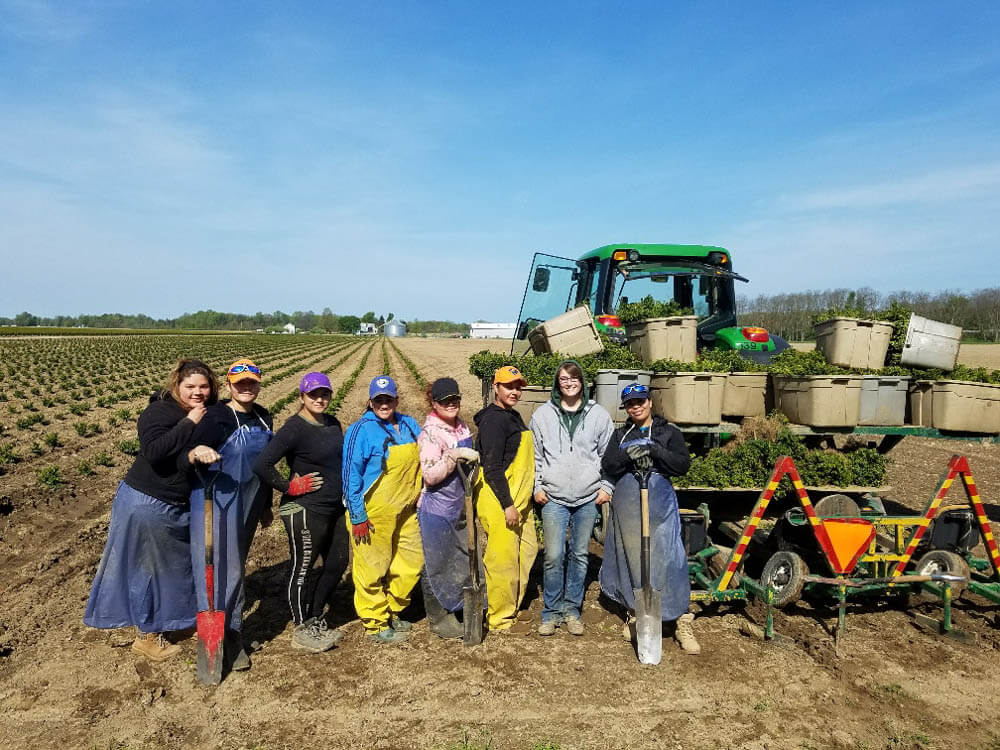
[85,358,218,662]
[253,371,347,654]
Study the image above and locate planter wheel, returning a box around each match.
[913,549,970,598]
[760,551,809,607]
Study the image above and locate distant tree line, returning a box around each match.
[738,287,1000,342]
[0,308,470,335]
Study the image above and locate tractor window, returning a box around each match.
[514,253,580,339]
[614,274,718,319]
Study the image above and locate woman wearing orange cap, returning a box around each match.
[472,366,538,633]
[183,358,273,671]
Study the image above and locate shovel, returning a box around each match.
[196,470,225,685]
[633,470,661,666]
[458,460,484,646]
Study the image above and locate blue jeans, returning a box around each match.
[541,500,598,624]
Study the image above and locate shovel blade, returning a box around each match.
[462,585,485,646]
[196,609,226,685]
[634,586,662,665]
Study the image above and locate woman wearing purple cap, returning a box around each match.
[253,371,347,653]
[342,375,423,645]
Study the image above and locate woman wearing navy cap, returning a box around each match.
[253,371,347,653]
[342,375,423,645]
[599,382,700,655]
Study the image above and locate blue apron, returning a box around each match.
[190,409,272,632]
[599,440,691,622]
[417,436,480,612]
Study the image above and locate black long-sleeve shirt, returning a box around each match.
[123,395,198,506]
[253,413,345,516]
[473,403,528,510]
[601,415,691,483]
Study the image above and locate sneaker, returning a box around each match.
[537,620,557,636]
[674,613,701,655]
[621,615,635,642]
[564,616,585,636]
[131,631,182,662]
[367,627,408,645]
[292,617,338,653]
[389,615,413,633]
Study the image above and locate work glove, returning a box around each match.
[626,444,653,471]
[352,519,374,544]
[288,471,323,496]
[450,447,480,463]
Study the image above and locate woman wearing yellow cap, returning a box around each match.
[472,366,538,633]
[183,358,273,671]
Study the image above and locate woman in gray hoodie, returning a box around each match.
[529,360,614,636]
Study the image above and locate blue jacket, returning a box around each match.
[342,409,421,524]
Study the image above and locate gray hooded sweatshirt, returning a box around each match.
[529,362,615,507]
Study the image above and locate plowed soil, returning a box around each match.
[1,339,999,750]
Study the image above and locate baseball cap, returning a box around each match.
[620,382,650,407]
[369,375,398,399]
[227,358,261,384]
[299,372,332,394]
[493,366,526,385]
[430,377,461,402]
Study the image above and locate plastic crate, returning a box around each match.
[513,386,551,424]
[814,317,893,369]
[649,372,726,424]
[527,306,603,357]
[908,380,934,427]
[722,372,771,418]
[858,375,909,426]
[625,316,697,364]
[594,369,653,424]
[772,375,863,427]
[928,380,1000,433]
[900,314,962,370]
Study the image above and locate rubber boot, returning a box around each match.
[421,576,463,640]
[228,630,250,671]
[131,631,181,661]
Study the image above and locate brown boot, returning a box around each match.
[131,631,182,661]
[673,613,701,655]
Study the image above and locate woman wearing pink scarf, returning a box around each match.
[417,377,479,639]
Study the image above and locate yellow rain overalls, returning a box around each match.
[476,430,538,630]
[349,439,424,633]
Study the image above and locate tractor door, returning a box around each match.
[513,253,582,343]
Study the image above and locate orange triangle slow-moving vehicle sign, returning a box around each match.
[820,519,875,574]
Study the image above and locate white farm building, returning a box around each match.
[470,322,516,339]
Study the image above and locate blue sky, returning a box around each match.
[1,1,998,322]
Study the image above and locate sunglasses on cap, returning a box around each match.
[229,364,262,376]
[620,383,650,404]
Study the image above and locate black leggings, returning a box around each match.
[281,507,350,626]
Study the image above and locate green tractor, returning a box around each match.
[514,243,789,362]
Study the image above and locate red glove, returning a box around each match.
[352,520,374,543]
[288,473,320,496]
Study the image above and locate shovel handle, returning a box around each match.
[458,461,480,583]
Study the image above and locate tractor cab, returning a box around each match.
[514,243,788,361]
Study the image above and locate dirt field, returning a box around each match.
[2,338,1000,750]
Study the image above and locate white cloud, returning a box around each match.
[777,162,1000,212]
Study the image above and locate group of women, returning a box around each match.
[83,354,700,670]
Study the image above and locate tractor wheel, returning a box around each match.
[913,550,969,598]
[814,493,860,518]
[760,551,809,607]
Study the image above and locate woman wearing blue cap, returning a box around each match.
[253,371,347,653]
[599,382,700,654]
[343,375,423,644]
